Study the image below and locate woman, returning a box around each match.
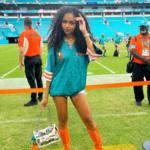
[41,6,103,150]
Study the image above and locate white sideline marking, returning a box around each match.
[0,47,47,54]
[87,72,93,75]
[0,48,18,53]
[0,113,146,124]
[1,48,47,79]
[0,118,47,124]
[92,112,147,117]
[95,61,115,74]
[0,66,19,78]
[0,45,16,48]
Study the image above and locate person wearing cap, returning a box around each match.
[18,17,43,106]
[126,33,132,57]
[130,20,150,106]
[99,33,107,57]
[112,32,123,57]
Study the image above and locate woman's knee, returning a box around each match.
[83,116,94,125]
[58,116,68,125]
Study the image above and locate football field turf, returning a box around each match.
[0,42,150,150]
[0,42,129,79]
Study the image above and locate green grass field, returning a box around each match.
[0,42,129,78]
[0,42,150,150]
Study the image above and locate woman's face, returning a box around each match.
[62,12,76,36]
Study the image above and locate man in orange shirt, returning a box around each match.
[130,20,150,106]
[18,17,43,106]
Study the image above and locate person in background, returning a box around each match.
[40,6,103,150]
[18,17,43,106]
[99,33,107,57]
[130,20,150,106]
[126,33,132,57]
[113,32,122,57]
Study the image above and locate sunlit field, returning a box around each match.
[0,42,150,150]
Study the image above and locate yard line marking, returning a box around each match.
[0,113,146,124]
[0,47,46,53]
[0,45,16,48]
[0,46,17,50]
[0,48,18,53]
[0,118,47,123]
[95,61,115,74]
[87,72,93,75]
[92,112,147,117]
[0,66,19,78]
[43,48,47,51]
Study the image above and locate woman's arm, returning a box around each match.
[75,14,97,54]
[82,30,97,54]
[40,81,51,111]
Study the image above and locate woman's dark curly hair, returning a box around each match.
[47,6,93,54]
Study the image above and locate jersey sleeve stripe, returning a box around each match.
[44,70,53,76]
[87,48,101,58]
[43,74,52,81]
[44,73,53,78]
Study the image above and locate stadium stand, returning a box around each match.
[0,16,145,39]
[0,30,4,38]
[11,17,39,34]
[37,17,52,38]
[38,0,60,2]
[0,24,12,33]
[88,17,116,38]
[125,16,144,27]
[0,1,150,43]
[84,0,105,1]
[145,16,150,20]
[62,0,82,2]
[0,18,7,23]
[14,0,37,2]
[0,24,18,38]
[7,18,18,22]
[104,16,139,36]
[5,0,13,2]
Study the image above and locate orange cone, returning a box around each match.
[59,125,71,150]
[31,145,38,150]
[87,127,103,150]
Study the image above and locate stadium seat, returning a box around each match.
[88,17,116,38]
[5,0,13,2]
[62,0,82,2]
[104,16,141,36]
[127,0,147,1]
[0,18,7,23]
[37,17,52,38]
[11,18,39,34]
[0,24,13,38]
[14,0,37,2]
[84,0,104,1]
[38,0,60,2]
[7,18,18,22]
[0,16,148,39]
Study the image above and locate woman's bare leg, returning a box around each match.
[53,96,68,130]
[71,93,96,131]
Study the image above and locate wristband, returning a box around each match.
[84,33,90,38]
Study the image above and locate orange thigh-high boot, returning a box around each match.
[59,125,71,150]
[87,127,103,150]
